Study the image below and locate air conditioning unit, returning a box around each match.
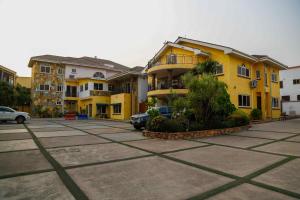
[250,80,258,88]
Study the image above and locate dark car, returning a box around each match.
[130,106,172,130]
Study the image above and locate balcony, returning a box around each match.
[89,90,111,96]
[147,55,198,74]
[147,80,188,97]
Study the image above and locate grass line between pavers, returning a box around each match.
[249,180,300,199]
[23,124,89,200]
[0,168,55,180]
[44,141,113,150]
[247,134,300,149]
[54,121,300,199]
[0,148,39,154]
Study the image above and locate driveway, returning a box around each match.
[0,118,299,199]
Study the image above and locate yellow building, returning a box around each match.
[16,76,31,88]
[28,55,147,120]
[146,37,287,119]
[0,65,16,86]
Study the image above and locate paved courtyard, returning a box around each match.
[0,118,300,199]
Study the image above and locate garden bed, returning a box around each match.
[143,125,250,140]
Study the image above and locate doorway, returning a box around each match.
[257,96,262,110]
[88,104,92,117]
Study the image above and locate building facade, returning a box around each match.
[0,65,16,86]
[280,66,300,115]
[146,37,287,119]
[28,55,147,120]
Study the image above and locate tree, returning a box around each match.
[15,84,31,107]
[193,59,222,75]
[0,81,15,106]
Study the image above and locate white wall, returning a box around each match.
[65,65,118,79]
[138,75,148,103]
[280,67,300,115]
[78,82,108,99]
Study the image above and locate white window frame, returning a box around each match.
[71,68,77,73]
[94,83,103,91]
[238,94,250,107]
[38,84,50,91]
[57,68,63,75]
[69,75,75,79]
[214,65,224,75]
[57,84,63,92]
[113,103,122,114]
[272,97,279,108]
[80,85,83,92]
[40,64,51,74]
[256,70,261,79]
[237,64,250,78]
[271,73,278,82]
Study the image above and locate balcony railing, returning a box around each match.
[148,82,186,91]
[90,90,111,96]
[65,92,78,97]
[149,55,198,69]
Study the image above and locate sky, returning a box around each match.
[0,0,299,76]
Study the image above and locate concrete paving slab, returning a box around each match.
[0,125,25,130]
[0,129,27,134]
[286,135,300,142]
[48,143,149,167]
[85,128,128,134]
[30,127,74,132]
[254,159,300,194]
[125,139,207,153]
[167,145,284,177]
[27,124,65,128]
[0,132,32,141]
[40,135,110,148]
[232,130,296,140]
[254,141,300,156]
[100,132,147,141]
[207,183,297,200]
[0,172,74,200]
[0,139,37,152]
[33,130,87,138]
[0,150,52,177]
[67,156,232,200]
[249,120,300,133]
[197,135,272,148]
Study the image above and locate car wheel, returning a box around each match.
[16,116,25,124]
[133,125,141,130]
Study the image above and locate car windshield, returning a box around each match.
[0,107,15,112]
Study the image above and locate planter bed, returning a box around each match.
[143,125,250,140]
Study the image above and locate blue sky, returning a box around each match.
[0,0,299,76]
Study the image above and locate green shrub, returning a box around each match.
[188,121,204,131]
[147,108,160,119]
[148,116,168,132]
[250,108,262,120]
[226,110,250,127]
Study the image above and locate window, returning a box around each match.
[94,83,103,90]
[93,72,105,78]
[56,100,62,105]
[280,81,283,88]
[271,73,278,82]
[85,83,88,90]
[256,70,261,79]
[264,73,268,86]
[238,95,250,107]
[214,65,223,75]
[297,95,300,101]
[80,85,83,92]
[69,75,75,79]
[71,68,76,73]
[39,84,50,91]
[113,103,121,114]
[237,64,250,78]
[40,64,50,73]
[57,85,63,92]
[167,54,177,64]
[281,96,290,102]
[108,84,114,91]
[293,79,300,84]
[58,68,63,74]
[272,97,279,108]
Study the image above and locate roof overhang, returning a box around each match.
[257,57,288,70]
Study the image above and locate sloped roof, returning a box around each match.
[0,65,16,74]
[107,66,145,81]
[28,55,129,72]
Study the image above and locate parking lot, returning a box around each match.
[0,118,300,199]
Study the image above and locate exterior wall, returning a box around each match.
[65,65,118,79]
[0,65,16,86]
[280,67,300,115]
[110,93,132,120]
[138,76,148,103]
[31,61,64,114]
[147,42,283,119]
[16,77,31,88]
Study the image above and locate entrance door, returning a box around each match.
[88,104,92,117]
[257,96,262,110]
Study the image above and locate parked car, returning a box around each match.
[130,106,172,129]
[0,106,31,124]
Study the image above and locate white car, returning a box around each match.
[0,106,31,124]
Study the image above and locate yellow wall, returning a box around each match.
[110,93,132,120]
[16,77,31,88]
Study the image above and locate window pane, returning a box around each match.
[297,95,300,101]
[238,95,242,106]
[247,96,250,106]
[238,67,241,75]
[246,69,249,77]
